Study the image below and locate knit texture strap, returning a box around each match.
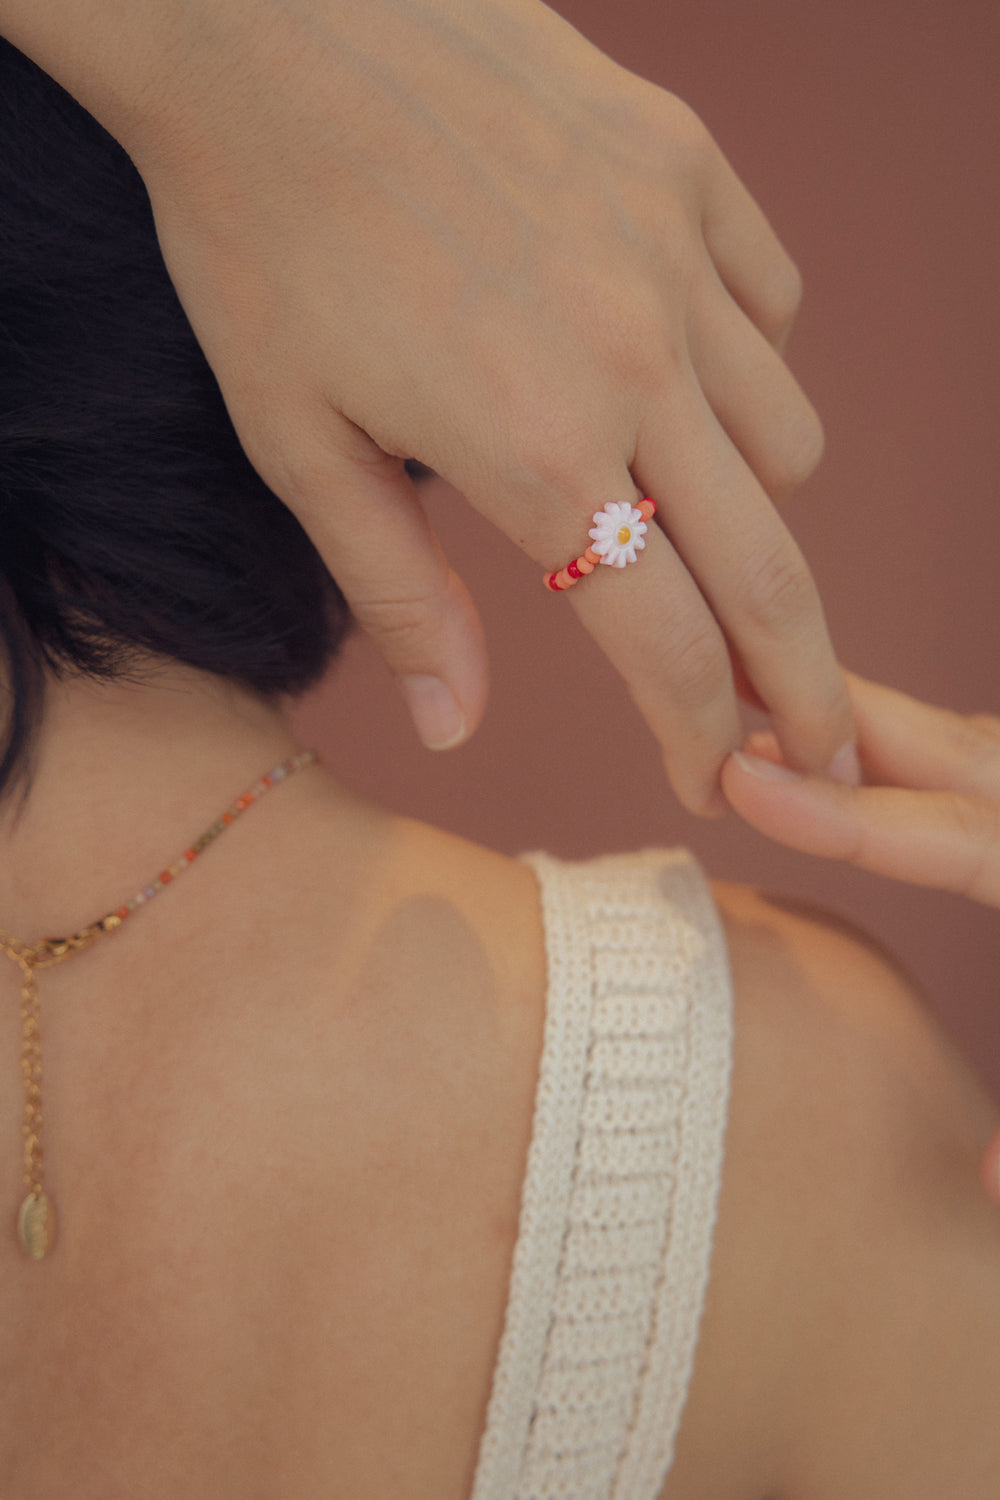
[470,849,733,1500]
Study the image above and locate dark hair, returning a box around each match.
[0,39,352,801]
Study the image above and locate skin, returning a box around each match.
[722,670,1000,1200]
[0,663,998,1497]
[0,0,857,812]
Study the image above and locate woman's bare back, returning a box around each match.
[0,799,547,1498]
[1,791,999,1498]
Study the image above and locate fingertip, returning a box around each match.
[728,749,802,784]
[399,674,468,750]
[759,657,858,786]
[395,569,489,750]
[743,730,782,763]
[664,754,731,818]
[827,740,862,787]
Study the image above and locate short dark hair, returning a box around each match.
[0,39,352,801]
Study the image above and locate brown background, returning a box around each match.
[293,0,1000,1097]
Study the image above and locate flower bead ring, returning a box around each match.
[544,499,656,592]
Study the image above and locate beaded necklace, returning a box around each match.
[0,748,318,1260]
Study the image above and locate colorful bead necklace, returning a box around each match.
[0,748,318,1260]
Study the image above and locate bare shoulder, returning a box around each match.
[661,881,1000,1500]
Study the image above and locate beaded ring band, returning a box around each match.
[543,498,657,592]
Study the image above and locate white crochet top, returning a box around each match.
[470,849,733,1500]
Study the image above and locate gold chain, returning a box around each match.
[20,961,43,1203]
[1,749,317,1260]
[0,929,100,1260]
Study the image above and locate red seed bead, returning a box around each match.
[221,811,235,825]
[116,906,129,920]
[159,870,174,885]
[544,572,562,591]
[184,849,197,862]
[566,559,582,580]
[236,794,253,810]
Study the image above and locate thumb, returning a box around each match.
[273,426,489,750]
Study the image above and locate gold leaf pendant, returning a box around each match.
[18,1191,54,1260]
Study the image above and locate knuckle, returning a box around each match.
[503,407,602,502]
[738,540,819,637]
[350,586,442,650]
[966,712,1000,748]
[944,793,999,902]
[575,276,681,391]
[661,96,716,176]
[767,256,805,333]
[948,791,995,844]
[506,431,581,499]
[952,712,1000,777]
[774,405,826,490]
[661,619,730,709]
[609,306,674,389]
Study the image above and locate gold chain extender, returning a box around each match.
[0,749,317,1260]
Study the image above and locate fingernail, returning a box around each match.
[399,675,466,750]
[827,742,862,787]
[732,751,803,783]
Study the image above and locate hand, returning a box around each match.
[722,670,1000,1203]
[0,0,855,812]
[723,671,1000,906]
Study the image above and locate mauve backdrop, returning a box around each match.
[292,0,1000,1097]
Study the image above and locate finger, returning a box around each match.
[728,644,768,712]
[635,386,857,779]
[268,416,489,750]
[560,497,741,816]
[845,673,1000,801]
[722,752,1000,908]
[442,409,748,815]
[743,729,782,761]
[746,679,1000,803]
[699,147,804,350]
[686,277,825,498]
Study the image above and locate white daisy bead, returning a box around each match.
[588,501,648,568]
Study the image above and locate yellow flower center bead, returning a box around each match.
[617,526,632,545]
